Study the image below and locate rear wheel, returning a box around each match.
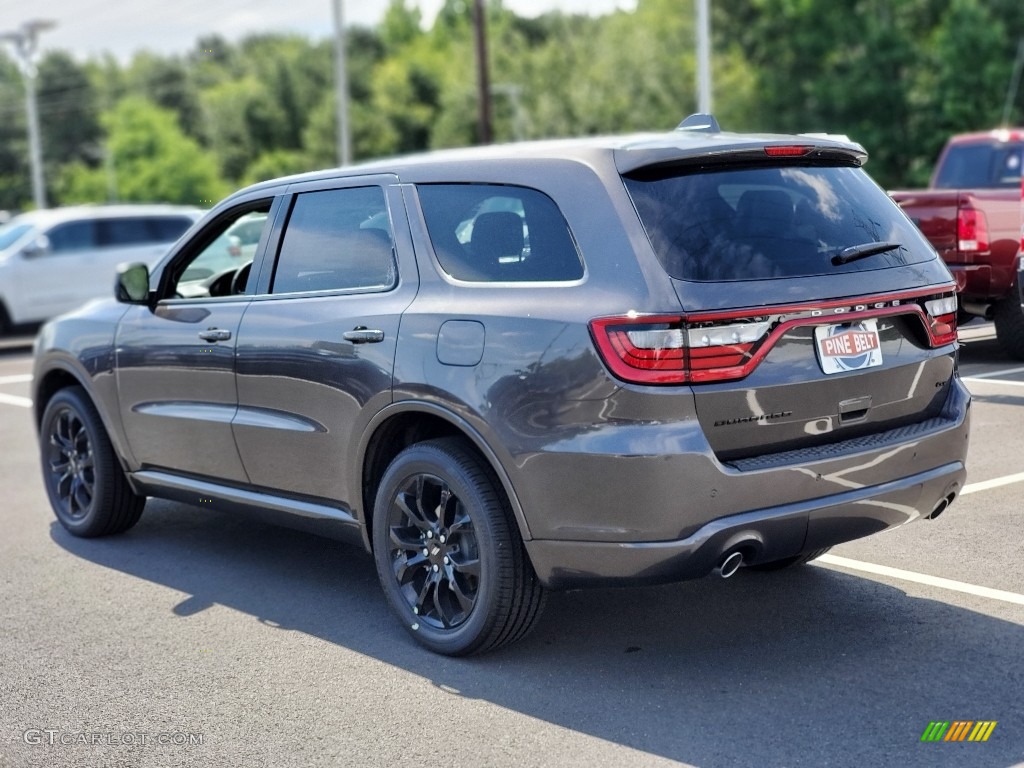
[993,287,1024,361]
[748,547,832,571]
[372,438,545,656]
[40,386,145,537]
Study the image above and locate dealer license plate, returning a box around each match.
[814,319,883,375]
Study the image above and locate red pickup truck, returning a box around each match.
[890,130,1024,358]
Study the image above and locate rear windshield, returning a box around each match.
[624,164,937,282]
[933,142,1023,189]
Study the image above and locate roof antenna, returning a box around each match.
[677,113,721,133]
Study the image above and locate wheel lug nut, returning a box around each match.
[432,564,439,572]
[443,557,450,565]
[439,535,446,544]
[426,531,433,539]
[422,548,429,556]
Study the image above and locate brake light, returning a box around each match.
[764,145,812,157]
[590,315,768,384]
[957,207,989,253]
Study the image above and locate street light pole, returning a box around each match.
[695,0,712,114]
[1,19,56,210]
[331,0,352,166]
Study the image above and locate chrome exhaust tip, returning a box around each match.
[716,551,744,579]
[927,492,956,520]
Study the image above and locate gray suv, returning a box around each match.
[34,116,970,655]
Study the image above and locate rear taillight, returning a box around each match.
[590,315,768,384]
[957,207,990,253]
[924,295,958,346]
[591,290,961,385]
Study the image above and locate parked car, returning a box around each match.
[33,116,970,656]
[890,129,1024,357]
[0,205,201,334]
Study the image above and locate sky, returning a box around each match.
[0,0,637,62]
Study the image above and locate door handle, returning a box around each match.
[198,328,232,342]
[343,327,385,344]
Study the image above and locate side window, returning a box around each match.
[46,221,97,253]
[97,217,151,247]
[170,205,272,300]
[150,217,195,242]
[417,184,583,282]
[98,216,194,246]
[271,186,396,295]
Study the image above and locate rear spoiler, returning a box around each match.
[614,136,868,175]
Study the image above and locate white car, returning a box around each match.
[0,205,201,333]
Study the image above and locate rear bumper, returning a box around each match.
[525,461,966,589]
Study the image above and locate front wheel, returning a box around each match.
[40,386,145,537]
[372,438,545,656]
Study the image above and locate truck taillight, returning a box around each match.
[957,208,990,253]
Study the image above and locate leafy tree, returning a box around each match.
[0,53,29,211]
[57,96,227,205]
[37,52,102,168]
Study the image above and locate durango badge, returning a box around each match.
[814,319,883,375]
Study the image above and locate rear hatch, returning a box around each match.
[596,147,960,462]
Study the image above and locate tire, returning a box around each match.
[993,288,1024,361]
[0,302,9,336]
[748,547,832,572]
[372,438,546,656]
[39,386,145,537]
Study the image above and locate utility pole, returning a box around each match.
[1,19,56,210]
[695,0,712,114]
[332,0,352,166]
[472,0,493,144]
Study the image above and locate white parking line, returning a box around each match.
[0,374,33,385]
[960,472,1024,496]
[817,554,1024,606]
[962,377,1024,387]
[963,365,1024,380]
[0,393,32,408]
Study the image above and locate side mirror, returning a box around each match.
[116,262,151,304]
[21,235,50,258]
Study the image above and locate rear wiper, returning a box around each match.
[831,241,902,266]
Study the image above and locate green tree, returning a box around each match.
[58,96,227,205]
[0,53,29,211]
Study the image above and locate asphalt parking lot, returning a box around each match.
[0,324,1022,768]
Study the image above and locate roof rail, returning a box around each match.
[676,113,721,133]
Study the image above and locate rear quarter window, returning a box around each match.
[624,164,939,282]
[417,183,584,282]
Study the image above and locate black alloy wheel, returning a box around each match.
[372,438,545,656]
[40,386,144,537]
[387,472,481,630]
